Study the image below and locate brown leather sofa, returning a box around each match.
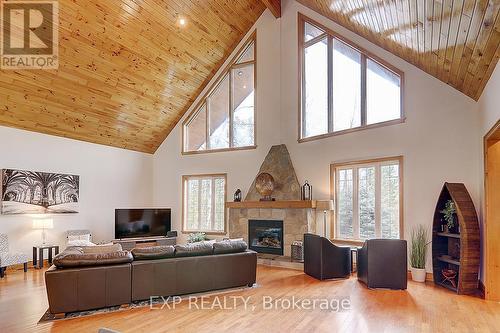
[45,242,257,314]
[45,263,133,314]
[131,251,256,302]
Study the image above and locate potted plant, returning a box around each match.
[187,232,207,243]
[440,200,457,233]
[409,225,430,282]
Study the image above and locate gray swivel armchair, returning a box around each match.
[357,239,407,289]
[304,233,351,280]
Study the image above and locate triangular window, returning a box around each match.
[183,33,256,153]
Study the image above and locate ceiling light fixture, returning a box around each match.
[179,17,186,26]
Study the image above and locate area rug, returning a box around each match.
[39,284,256,323]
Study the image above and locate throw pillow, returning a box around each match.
[67,239,95,247]
[68,234,91,242]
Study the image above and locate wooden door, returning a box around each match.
[485,120,500,301]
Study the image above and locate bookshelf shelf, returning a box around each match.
[432,183,480,295]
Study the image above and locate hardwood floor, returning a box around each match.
[1,265,499,333]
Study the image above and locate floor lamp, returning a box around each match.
[316,200,334,238]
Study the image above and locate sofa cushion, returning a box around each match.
[67,239,95,247]
[175,241,214,257]
[68,234,91,242]
[82,243,122,254]
[213,240,248,255]
[53,249,133,268]
[131,246,175,260]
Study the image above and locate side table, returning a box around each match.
[350,247,361,273]
[33,245,59,269]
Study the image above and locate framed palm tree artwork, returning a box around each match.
[1,169,79,214]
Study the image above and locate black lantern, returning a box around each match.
[301,181,312,200]
[234,189,242,202]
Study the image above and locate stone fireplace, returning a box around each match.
[229,207,315,257]
[227,144,317,258]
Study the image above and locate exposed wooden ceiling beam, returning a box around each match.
[261,0,281,18]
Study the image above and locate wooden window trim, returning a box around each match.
[182,145,257,156]
[298,13,405,143]
[329,156,404,242]
[182,32,257,155]
[181,173,228,235]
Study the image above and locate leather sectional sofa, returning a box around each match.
[45,241,257,314]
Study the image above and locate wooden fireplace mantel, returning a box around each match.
[225,200,317,209]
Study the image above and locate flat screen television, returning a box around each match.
[115,208,171,239]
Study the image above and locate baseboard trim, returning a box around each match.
[479,280,485,298]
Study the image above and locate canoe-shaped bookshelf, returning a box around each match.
[432,183,480,294]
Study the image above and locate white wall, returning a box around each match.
[153,0,482,273]
[280,1,480,272]
[477,64,500,281]
[153,10,282,244]
[0,0,486,275]
[479,65,500,134]
[0,126,153,255]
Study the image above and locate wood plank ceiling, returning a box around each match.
[2,0,498,153]
[0,0,266,153]
[298,0,500,101]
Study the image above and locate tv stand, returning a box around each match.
[113,236,176,250]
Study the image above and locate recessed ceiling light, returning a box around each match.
[238,71,243,76]
[179,17,186,26]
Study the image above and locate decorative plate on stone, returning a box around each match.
[255,172,275,201]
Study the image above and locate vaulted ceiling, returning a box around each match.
[297,0,500,101]
[1,0,499,154]
[0,0,266,153]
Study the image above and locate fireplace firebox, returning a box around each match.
[248,220,284,255]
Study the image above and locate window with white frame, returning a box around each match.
[332,157,402,241]
[299,15,403,141]
[182,174,226,233]
[183,34,256,153]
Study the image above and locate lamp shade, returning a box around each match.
[316,200,334,211]
[32,218,54,229]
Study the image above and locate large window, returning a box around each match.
[183,34,256,154]
[331,157,402,242]
[299,15,403,141]
[182,174,227,234]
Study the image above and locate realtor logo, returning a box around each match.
[1,0,58,69]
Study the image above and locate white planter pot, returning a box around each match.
[410,267,427,282]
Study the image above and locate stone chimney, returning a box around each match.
[228,144,316,258]
[245,144,301,201]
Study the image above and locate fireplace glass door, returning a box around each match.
[248,220,284,255]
